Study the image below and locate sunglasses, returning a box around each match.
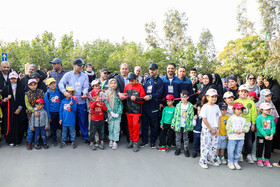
[249,77,256,80]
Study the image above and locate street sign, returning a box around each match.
[1,53,7,61]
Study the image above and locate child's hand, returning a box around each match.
[270,135,273,140]
[211,129,216,135]
[215,129,219,136]
[181,112,187,119]
[45,127,48,130]
[69,100,73,106]
[49,119,52,123]
[251,124,255,132]
[96,102,101,106]
[265,136,270,140]
[193,115,198,121]
[7,95,12,99]
[14,108,21,114]
[171,126,174,129]
[236,130,240,134]
[160,125,163,130]
[131,96,136,101]
[59,120,62,125]
[242,129,246,133]
[159,104,164,111]
[3,98,8,102]
[31,127,34,131]
[34,111,40,117]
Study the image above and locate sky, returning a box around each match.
[0,0,261,54]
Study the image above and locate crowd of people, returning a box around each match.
[0,58,280,170]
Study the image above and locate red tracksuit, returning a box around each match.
[124,82,145,143]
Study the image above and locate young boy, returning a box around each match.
[248,91,259,103]
[223,91,234,116]
[88,89,107,150]
[159,94,176,152]
[30,99,49,150]
[59,86,77,149]
[25,79,45,150]
[215,102,229,164]
[124,73,145,152]
[44,78,61,146]
[192,105,202,158]
[171,90,194,157]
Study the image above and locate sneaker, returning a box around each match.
[264,160,273,168]
[174,148,181,156]
[109,141,113,148]
[52,140,57,147]
[252,154,257,162]
[35,144,41,150]
[171,143,176,148]
[90,144,96,150]
[165,146,170,152]
[112,142,118,150]
[84,140,90,144]
[192,152,197,158]
[71,142,77,149]
[133,142,139,152]
[184,149,190,157]
[43,144,49,149]
[60,142,67,148]
[150,143,156,149]
[272,163,280,168]
[247,154,254,164]
[227,162,235,170]
[215,155,221,164]
[26,143,32,150]
[139,142,148,148]
[98,143,104,150]
[199,161,208,169]
[257,160,264,167]
[220,156,227,165]
[127,140,133,149]
[9,143,15,148]
[158,146,166,151]
[239,155,244,162]
[234,162,241,170]
[208,160,220,166]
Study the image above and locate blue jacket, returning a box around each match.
[193,116,202,132]
[143,75,163,116]
[161,75,181,105]
[180,77,194,103]
[44,87,62,119]
[59,98,77,126]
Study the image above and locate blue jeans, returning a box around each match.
[26,125,33,143]
[61,126,76,142]
[227,140,244,163]
[34,126,47,144]
[77,104,88,140]
[193,132,201,153]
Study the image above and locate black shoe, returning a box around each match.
[84,140,90,144]
[139,142,148,148]
[71,142,77,149]
[192,152,197,158]
[133,142,139,152]
[60,142,67,148]
[127,140,133,149]
[174,148,181,156]
[43,144,49,149]
[35,144,41,150]
[184,149,190,157]
[150,143,156,149]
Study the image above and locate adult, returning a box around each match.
[263,77,280,149]
[84,64,96,85]
[49,58,68,84]
[177,66,194,103]
[59,58,89,143]
[189,68,197,77]
[196,73,216,106]
[245,73,261,97]
[257,75,265,90]
[29,72,47,93]
[222,78,228,93]
[213,73,223,102]
[140,63,163,148]
[190,76,198,105]
[134,66,143,84]
[99,68,110,90]
[197,74,204,91]
[0,61,11,93]
[227,74,239,99]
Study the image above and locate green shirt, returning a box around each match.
[160,106,175,126]
[256,114,276,137]
[234,98,257,124]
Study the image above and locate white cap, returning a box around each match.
[91,79,100,87]
[260,89,271,96]
[9,71,18,79]
[28,78,37,85]
[223,91,234,98]
[205,88,218,96]
[238,84,249,92]
[260,102,273,110]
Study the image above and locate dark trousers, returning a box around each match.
[34,126,47,144]
[159,123,174,147]
[257,136,273,159]
[142,111,159,144]
[89,120,104,143]
[193,132,201,153]
[244,129,253,155]
[50,112,59,141]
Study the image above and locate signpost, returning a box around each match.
[1,53,7,61]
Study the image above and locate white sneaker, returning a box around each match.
[247,154,254,164]
[220,156,227,165]
[199,161,208,169]
[112,142,118,150]
[239,155,243,162]
[215,156,221,164]
[208,160,220,166]
[109,141,113,148]
[252,154,257,162]
[234,162,242,170]
[228,163,235,170]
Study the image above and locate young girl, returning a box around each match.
[199,88,221,169]
[234,85,257,163]
[223,91,234,116]
[226,102,249,170]
[104,79,123,150]
[256,103,276,168]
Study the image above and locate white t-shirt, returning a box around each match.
[199,104,222,128]
[180,103,188,127]
[227,105,234,116]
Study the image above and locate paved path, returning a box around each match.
[0,137,279,187]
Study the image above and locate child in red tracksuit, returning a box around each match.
[124,73,145,152]
[88,89,107,150]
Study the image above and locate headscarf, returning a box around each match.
[255,89,279,118]
[105,78,117,110]
[196,73,216,105]
[245,73,259,91]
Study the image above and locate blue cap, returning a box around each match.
[149,63,158,70]
[49,58,62,64]
[127,72,137,80]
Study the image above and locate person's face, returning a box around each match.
[149,69,158,77]
[262,109,271,116]
[248,75,256,85]
[265,94,272,102]
[86,66,92,72]
[28,82,38,91]
[198,75,203,83]
[228,80,238,89]
[239,90,249,99]
[224,96,234,105]
[73,64,83,73]
[48,82,56,90]
[10,78,17,84]
[167,65,175,77]
[166,99,174,107]
[189,70,197,77]
[129,79,137,86]
[93,94,100,100]
[134,68,141,76]
[178,68,186,79]
[100,72,109,80]
[120,65,129,77]
[221,109,227,116]
[248,95,256,101]
[29,67,36,75]
[234,108,243,116]
[34,76,40,83]
[1,63,10,74]
[181,94,189,103]
[109,81,117,90]
[207,95,218,104]
[202,75,210,85]
[92,84,100,90]
[263,79,270,87]
[257,76,263,86]
[52,63,61,71]
[35,103,44,110]
[223,81,228,87]
[191,77,197,85]
[66,90,74,97]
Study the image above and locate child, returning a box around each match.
[159,94,176,152]
[192,105,202,158]
[256,103,276,168]
[248,91,259,103]
[223,91,234,116]
[30,99,49,150]
[25,79,44,150]
[44,78,61,146]
[171,90,194,157]
[59,86,77,149]
[199,88,221,169]
[124,73,145,152]
[234,85,257,163]
[226,102,250,170]
[215,102,229,164]
[89,89,107,150]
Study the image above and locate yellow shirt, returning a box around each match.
[220,115,229,135]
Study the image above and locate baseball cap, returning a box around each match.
[46,78,56,85]
[260,102,273,110]
[66,86,75,93]
[260,89,271,96]
[100,68,110,73]
[49,58,62,64]
[9,71,18,79]
[28,79,37,85]
[228,74,238,82]
[73,58,84,66]
[149,63,158,70]
[238,85,249,92]
[35,98,45,104]
[233,102,245,109]
[248,91,259,99]
[205,88,218,96]
[127,72,137,80]
[223,91,234,98]
[91,79,101,87]
[166,94,175,100]
[91,89,101,97]
[218,102,228,110]
[31,72,40,78]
